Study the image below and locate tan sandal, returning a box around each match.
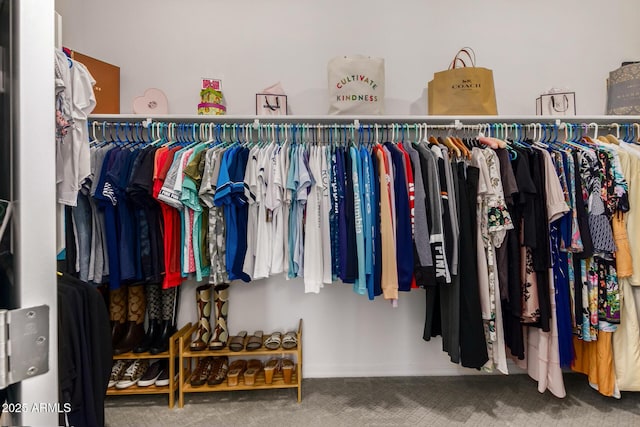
[243,359,262,386]
[281,357,294,384]
[227,359,247,387]
[263,358,281,385]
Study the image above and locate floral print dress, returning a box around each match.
[472,148,513,373]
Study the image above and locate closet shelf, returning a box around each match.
[178,319,303,407]
[113,350,170,360]
[106,322,192,408]
[181,347,298,358]
[181,371,299,393]
[89,114,640,125]
[107,383,176,396]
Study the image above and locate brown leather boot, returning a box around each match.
[208,284,229,350]
[110,287,127,347]
[113,284,146,355]
[190,285,212,351]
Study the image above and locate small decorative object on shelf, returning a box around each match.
[106,322,192,408]
[198,78,226,115]
[536,88,576,116]
[178,319,303,407]
[132,88,169,114]
[256,82,288,115]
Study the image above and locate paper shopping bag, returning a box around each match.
[427,48,497,115]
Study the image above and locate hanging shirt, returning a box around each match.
[373,145,398,301]
[360,146,375,299]
[402,141,434,281]
[350,146,366,295]
[242,145,260,279]
[320,146,333,285]
[329,146,341,280]
[385,142,413,292]
[270,145,286,275]
[253,143,275,279]
[304,146,323,293]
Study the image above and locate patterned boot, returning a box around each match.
[208,284,229,350]
[134,283,162,353]
[150,287,177,355]
[110,287,128,347]
[190,285,212,351]
[113,284,147,355]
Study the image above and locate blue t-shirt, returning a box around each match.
[214,147,238,280]
[361,147,375,300]
[385,143,414,292]
[336,148,349,282]
[350,146,366,295]
[230,147,251,282]
[329,147,340,280]
[370,149,383,297]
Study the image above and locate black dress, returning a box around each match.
[457,164,489,368]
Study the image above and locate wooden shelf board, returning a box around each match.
[182,347,298,358]
[107,384,172,395]
[181,372,298,393]
[113,351,170,360]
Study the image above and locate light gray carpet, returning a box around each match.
[105,374,640,426]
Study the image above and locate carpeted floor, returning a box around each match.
[105,374,640,426]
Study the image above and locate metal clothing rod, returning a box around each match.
[89,114,640,127]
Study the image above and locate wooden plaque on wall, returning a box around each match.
[69,50,120,114]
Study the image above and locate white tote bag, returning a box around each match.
[328,55,385,115]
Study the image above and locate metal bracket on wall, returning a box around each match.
[0,305,49,389]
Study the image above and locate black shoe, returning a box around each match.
[134,319,161,354]
[155,359,178,387]
[138,360,166,387]
[149,320,175,355]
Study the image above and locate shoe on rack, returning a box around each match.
[115,359,149,389]
[206,357,229,386]
[150,320,176,355]
[108,360,132,388]
[227,359,248,387]
[263,357,282,385]
[243,359,263,386]
[138,360,166,387]
[155,360,179,387]
[113,284,147,355]
[189,357,214,387]
[190,285,212,351]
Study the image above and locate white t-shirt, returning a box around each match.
[269,146,285,274]
[304,146,323,293]
[56,53,96,206]
[253,144,275,279]
[280,143,291,276]
[320,146,333,284]
[242,145,259,279]
[294,146,312,277]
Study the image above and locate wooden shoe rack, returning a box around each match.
[106,322,192,408]
[178,319,303,407]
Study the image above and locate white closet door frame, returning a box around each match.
[13,0,57,425]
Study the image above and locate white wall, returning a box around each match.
[55,0,640,378]
[56,0,640,116]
